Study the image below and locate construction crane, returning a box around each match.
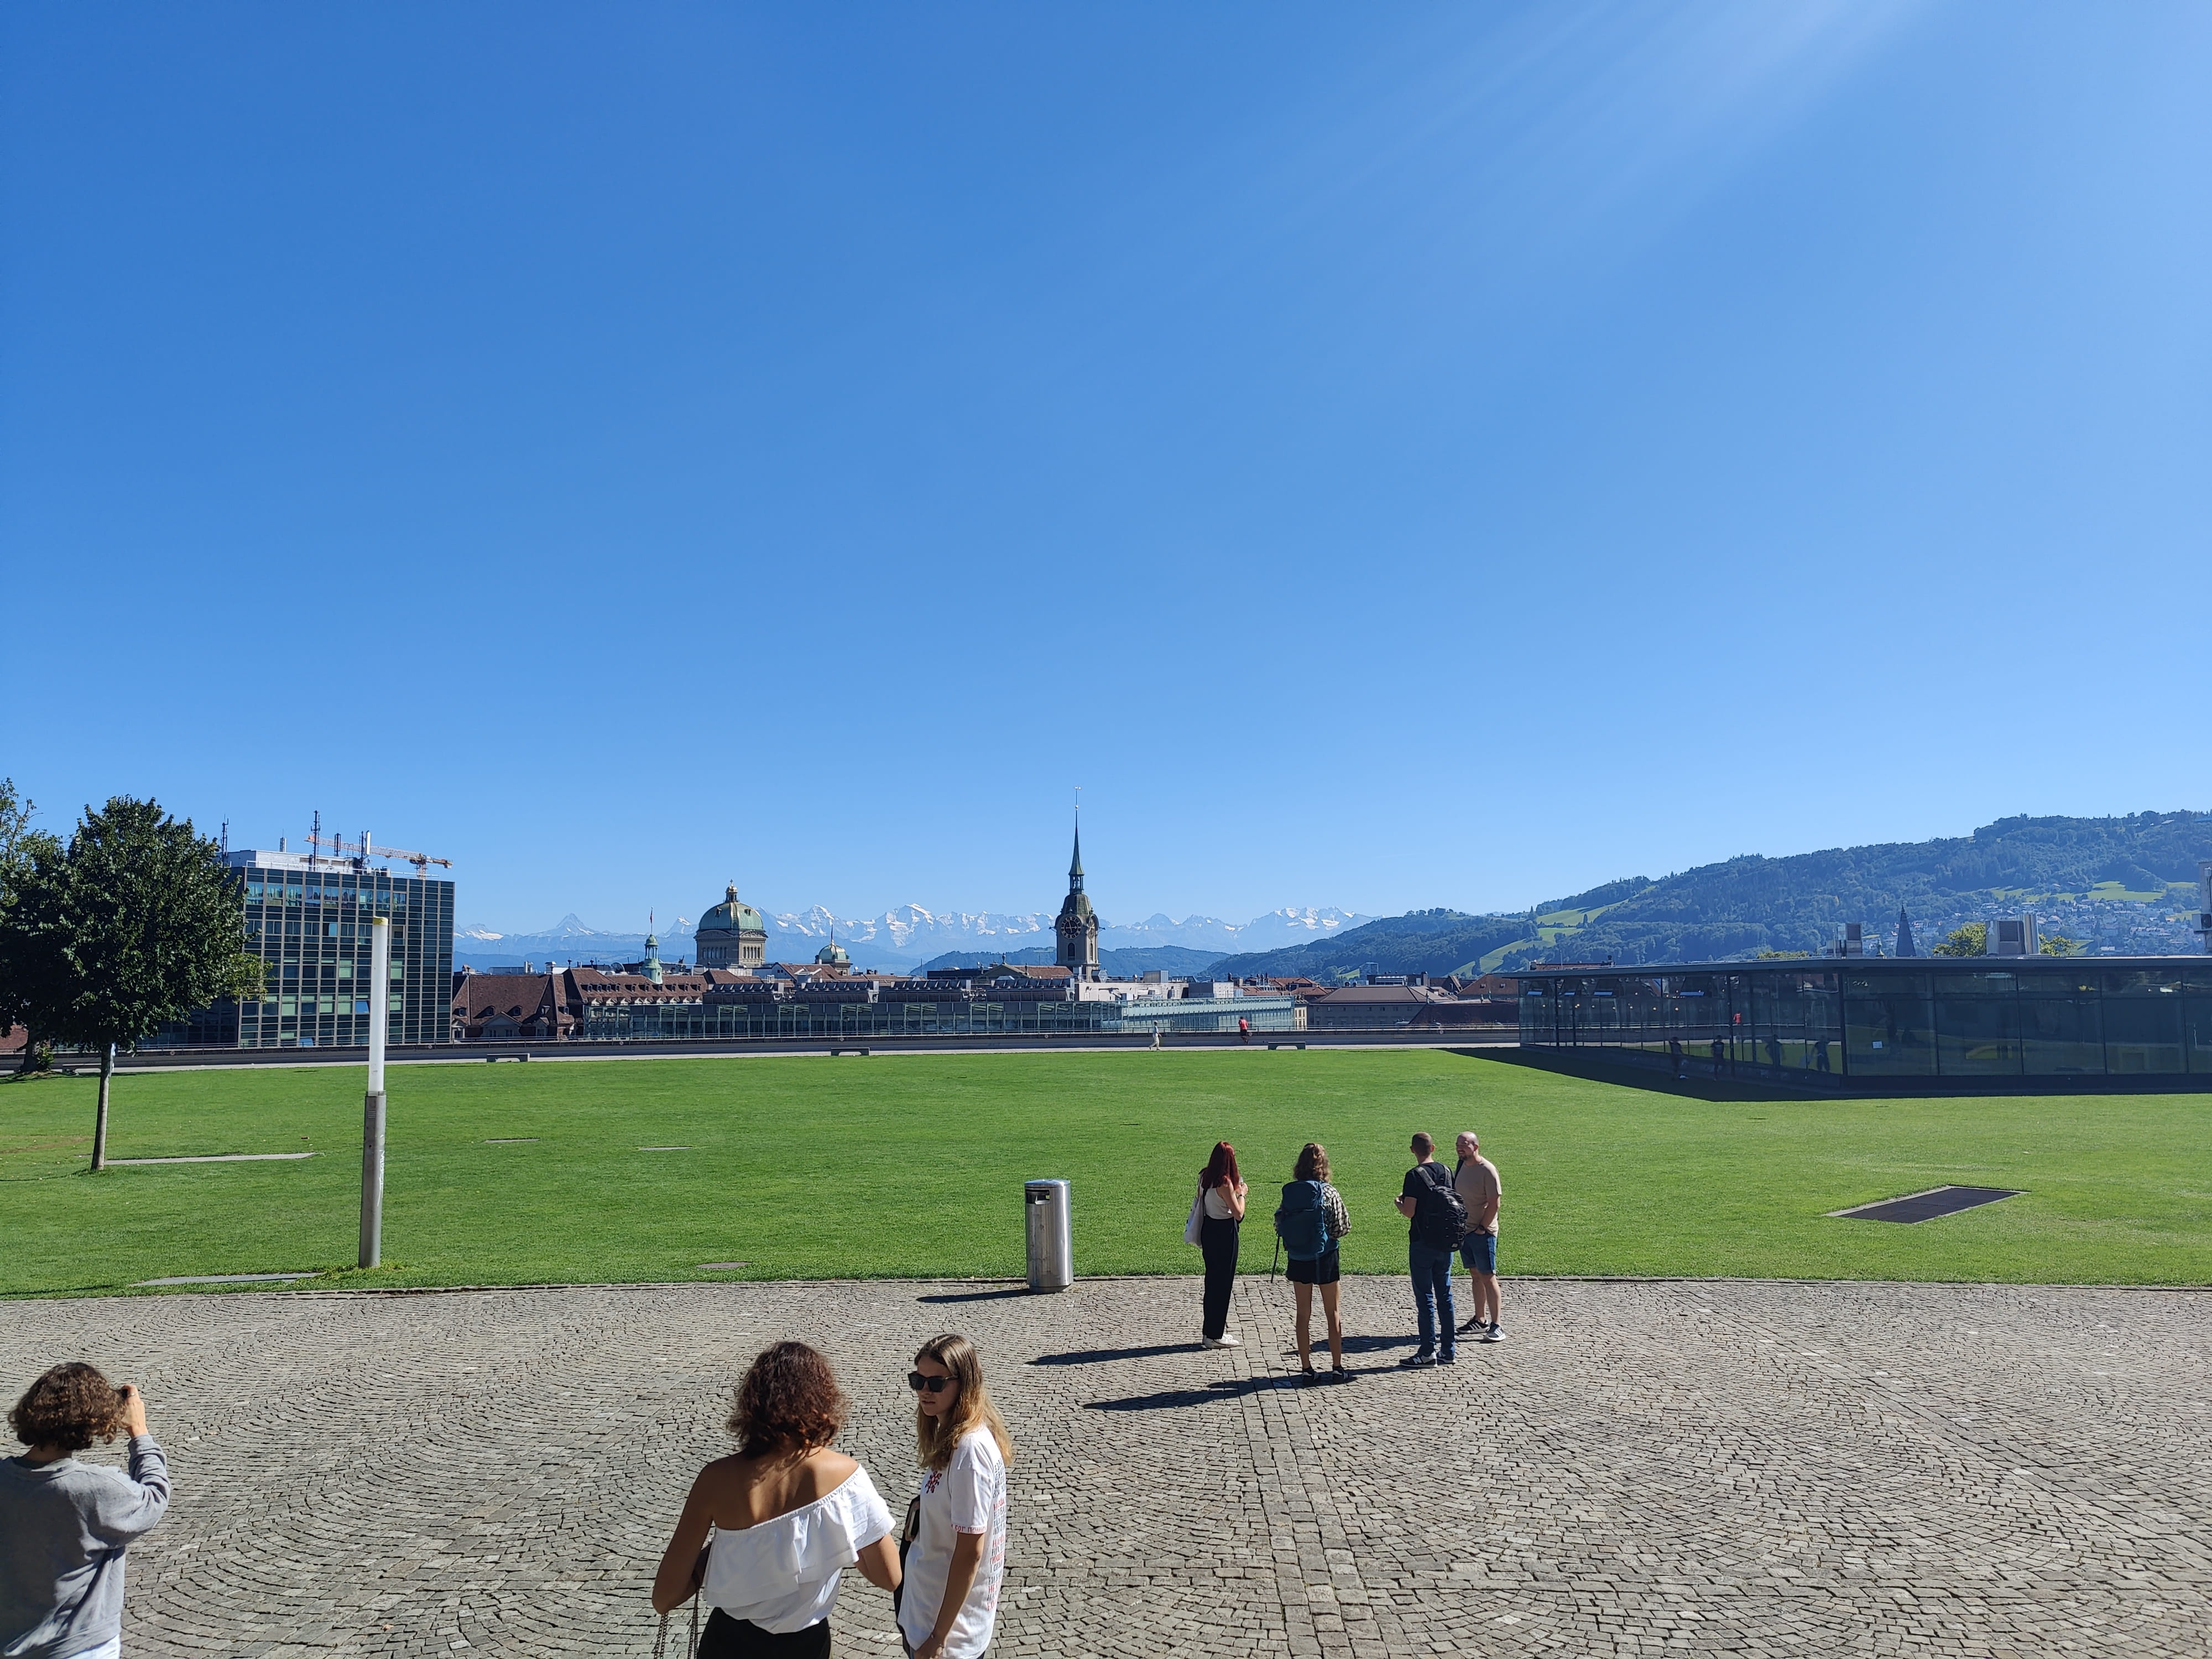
[307,824,453,875]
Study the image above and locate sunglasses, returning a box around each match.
[907,1371,954,1394]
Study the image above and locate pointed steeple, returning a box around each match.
[1055,797,1098,977]
[1895,907,1917,959]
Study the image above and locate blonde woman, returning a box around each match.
[898,1334,1014,1659]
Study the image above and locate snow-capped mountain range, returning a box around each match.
[453,905,1369,973]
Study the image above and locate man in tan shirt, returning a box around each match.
[1453,1130,1503,1340]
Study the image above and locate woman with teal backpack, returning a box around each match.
[1275,1142,1353,1381]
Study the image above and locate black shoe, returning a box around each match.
[1399,1350,1436,1369]
[1330,1364,1354,1382]
[1457,1314,1485,1334]
[1438,1350,1457,1365]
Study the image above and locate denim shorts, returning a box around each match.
[1460,1232,1498,1275]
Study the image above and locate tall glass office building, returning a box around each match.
[152,849,455,1048]
[1518,958,2212,1087]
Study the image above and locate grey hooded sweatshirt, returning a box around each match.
[0,1436,170,1659]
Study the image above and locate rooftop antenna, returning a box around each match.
[310,808,321,869]
[220,819,229,856]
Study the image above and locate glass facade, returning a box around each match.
[1519,959,2212,1084]
[572,988,1299,1042]
[147,852,455,1050]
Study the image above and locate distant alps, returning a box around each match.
[453,905,1369,973]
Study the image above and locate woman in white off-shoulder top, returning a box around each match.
[653,1341,901,1657]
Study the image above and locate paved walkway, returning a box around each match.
[6,1277,2208,1657]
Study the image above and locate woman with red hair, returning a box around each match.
[1195,1141,1247,1349]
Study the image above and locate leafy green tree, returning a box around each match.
[2039,933,2081,956]
[0,779,66,1076]
[1930,922,1988,957]
[12,798,260,1168]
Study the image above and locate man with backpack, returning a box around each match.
[1392,1131,1467,1367]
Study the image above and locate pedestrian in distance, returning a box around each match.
[652,1340,900,1658]
[1194,1141,1247,1350]
[1237,1015,1250,1044]
[1275,1141,1353,1381]
[1668,1037,1684,1080]
[1451,1131,1504,1343]
[899,1335,1014,1659]
[2,1363,171,1659]
[1394,1132,1468,1366]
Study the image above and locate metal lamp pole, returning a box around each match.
[359,914,390,1269]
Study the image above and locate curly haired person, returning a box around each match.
[3,1363,171,1659]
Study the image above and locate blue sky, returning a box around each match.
[4,2,2207,931]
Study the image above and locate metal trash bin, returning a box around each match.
[1024,1179,1073,1292]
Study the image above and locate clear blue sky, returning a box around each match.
[4,2,2207,931]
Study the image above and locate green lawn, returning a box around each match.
[2,1050,2207,1296]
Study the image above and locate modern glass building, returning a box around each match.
[151,849,455,1049]
[1517,957,2212,1087]
[572,981,1300,1042]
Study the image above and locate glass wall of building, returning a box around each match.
[1521,959,2212,1082]
[144,853,455,1050]
[1518,970,1843,1077]
[573,990,1300,1042]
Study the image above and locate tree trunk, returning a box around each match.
[90,1042,115,1171]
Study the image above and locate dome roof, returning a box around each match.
[698,883,765,935]
[815,940,851,966]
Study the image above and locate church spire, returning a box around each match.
[1069,815,1083,893]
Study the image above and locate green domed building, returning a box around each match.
[696,883,768,969]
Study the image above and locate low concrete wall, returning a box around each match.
[97,1027,1521,1072]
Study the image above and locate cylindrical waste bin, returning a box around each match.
[1024,1179,1072,1292]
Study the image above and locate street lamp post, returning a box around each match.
[359,914,390,1269]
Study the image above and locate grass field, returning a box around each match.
[2,1049,2208,1296]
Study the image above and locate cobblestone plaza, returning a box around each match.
[7,1276,2208,1657]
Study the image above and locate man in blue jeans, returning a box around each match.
[1394,1131,1459,1366]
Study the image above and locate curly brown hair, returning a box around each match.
[9,1363,123,1453]
[725,1341,847,1458]
[1293,1141,1331,1183]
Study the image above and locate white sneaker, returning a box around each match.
[1200,1336,1224,1349]
[1215,1332,1241,1347]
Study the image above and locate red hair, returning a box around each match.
[1200,1141,1240,1191]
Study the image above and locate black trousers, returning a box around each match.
[698,1609,831,1658]
[1199,1214,1240,1338]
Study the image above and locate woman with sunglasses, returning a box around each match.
[1196,1140,1247,1349]
[898,1334,1014,1659]
[653,1340,900,1657]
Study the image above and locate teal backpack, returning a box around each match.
[1274,1180,1333,1261]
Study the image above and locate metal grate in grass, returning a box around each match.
[1829,1185,2022,1224]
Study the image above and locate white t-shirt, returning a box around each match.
[897,1428,1009,1658]
[702,1466,895,1635]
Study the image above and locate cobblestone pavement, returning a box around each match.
[6,1277,2209,1657]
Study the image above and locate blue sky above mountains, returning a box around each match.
[3,3,2206,926]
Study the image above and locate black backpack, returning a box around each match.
[1412,1163,1468,1250]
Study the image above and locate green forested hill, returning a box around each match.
[1207,812,2212,978]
